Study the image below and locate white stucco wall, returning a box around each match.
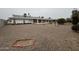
[25,20,33,23]
[7,20,14,24]
[16,20,23,24]
[7,19,34,24]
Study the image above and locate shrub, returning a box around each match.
[66,18,72,23]
[72,17,79,25]
[57,18,66,25]
[71,23,79,32]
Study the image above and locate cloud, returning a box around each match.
[0,8,75,19]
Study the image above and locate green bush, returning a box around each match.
[72,17,79,25]
[66,18,72,23]
[57,18,66,25]
[72,23,79,32]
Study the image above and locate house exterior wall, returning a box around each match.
[7,19,34,24]
[15,20,23,24]
[7,20,14,24]
[25,20,33,24]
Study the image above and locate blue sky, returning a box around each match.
[0,8,76,19]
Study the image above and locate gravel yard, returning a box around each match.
[0,24,79,51]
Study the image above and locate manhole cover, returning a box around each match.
[12,39,35,48]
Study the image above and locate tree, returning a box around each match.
[71,9,79,32]
[57,18,66,25]
[24,13,27,17]
[41,16,44,18]
[71,10,79,25]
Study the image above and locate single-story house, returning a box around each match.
[7,13,54,24]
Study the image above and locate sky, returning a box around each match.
[0,8,77,20]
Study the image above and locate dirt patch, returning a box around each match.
[12,39,35,48]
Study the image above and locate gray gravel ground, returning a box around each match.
[0,23,79,51]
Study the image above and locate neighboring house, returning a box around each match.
[0,19,4,28]
[7,13,54,24]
